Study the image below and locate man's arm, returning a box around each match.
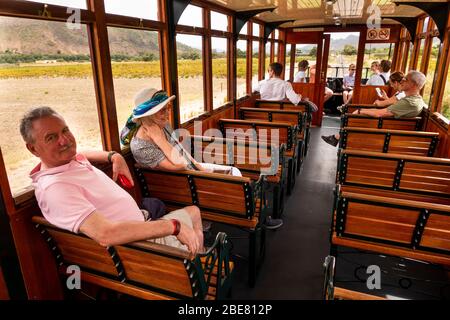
[82,151,134,186]
[80,211,201,254]
[285,82,301,105]
[358,107,394,117]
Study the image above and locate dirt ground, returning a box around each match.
[0,76,227,195]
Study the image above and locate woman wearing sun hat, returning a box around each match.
[121,87,242,176]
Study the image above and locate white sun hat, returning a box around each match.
[132,88,175,120]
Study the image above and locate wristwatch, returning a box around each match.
[108,151,118,164]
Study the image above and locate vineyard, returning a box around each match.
[0,58,254,79]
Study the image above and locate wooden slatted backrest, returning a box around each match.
[189,135,281,176]
[342,104,385,114]
[135,166,258,219]
[338,150,450,199]
[31,216,194,298]
[255,100,311,118]
[218,119,294,151]
[334,192,450,257]
[239,107,305,133]
[341,114,422,131]
[32,216,233,299]
[340,127,439,156]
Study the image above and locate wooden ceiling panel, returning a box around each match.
[206,0,444,27]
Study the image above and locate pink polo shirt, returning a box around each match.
[30,154,144,233]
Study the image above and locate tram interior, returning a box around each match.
[0,0,450,300]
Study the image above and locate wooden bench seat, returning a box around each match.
[341,114,422,131]
[341,104,386,114]
[339,127,439,156]
[255,99,312,156]
[32,216,233,300]
[239,107,307,173]
[337,150,450,199]
[134,166,265,287]
[189,135,287,218]
[331,191,450,266]
[218,118,298,194]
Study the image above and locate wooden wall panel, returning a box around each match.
[353,85,391,105]
[426,116,450,158]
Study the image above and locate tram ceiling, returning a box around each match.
[206,0,444,27]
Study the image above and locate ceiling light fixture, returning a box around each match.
[326,0,337,5]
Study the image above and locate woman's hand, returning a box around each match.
[380,89,388,100]
[111,153,134,187]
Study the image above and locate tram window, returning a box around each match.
[252,41,260,91]
[440,67,450,120]
[0,16,101,196]
[23,0,87,9]
[274,42,279,61]
[285,44,292,80]
[422,17,430,33]
[274,29,279,40]
[176,34,205,123]
[265,42,271,71]
[178,4,203,28]
[405,43,413,72]
[253,23,260,38]
[363,43,393,80]
[107,27,162,141]
[211,11,228,32]
[104,0,158,21]
[239,22,248,35]
[236,40,247,98]
[423,37,441,106]
[326,32,359,79]
[211,37,228,109]
[294,44,317,82]
[417,38,426,71]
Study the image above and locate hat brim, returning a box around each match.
[132,95,175,120]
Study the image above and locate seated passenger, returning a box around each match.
[366,60,391,86]
[255,62,302,105]
[294,60,309,83]
[342,64,356,105]
[373,71,406,107]
[22,107,204,254]
[321,70,427,147]
[256,62,317,113]
[123,88,241,176]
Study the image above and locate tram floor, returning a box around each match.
[206,115,341,299]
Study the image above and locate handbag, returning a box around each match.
[142,197,166,221]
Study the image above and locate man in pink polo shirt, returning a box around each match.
[21,107,203,254]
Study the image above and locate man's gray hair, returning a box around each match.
[20,107,60,144]
[407,70,427,90]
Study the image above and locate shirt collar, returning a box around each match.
[30,154,93,182]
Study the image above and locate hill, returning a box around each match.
[0,16,197,57]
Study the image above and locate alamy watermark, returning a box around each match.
[66,7,81,30]
[367,2,382,30]
[366,265,381,290]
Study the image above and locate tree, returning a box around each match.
[309,47,317,56]
[342,45,357,56]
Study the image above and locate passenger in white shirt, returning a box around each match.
[294,60,309,83]
[255,62,302,105]
[342,64,356,105]
[374,71,406,107]
[366,60,391,86]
